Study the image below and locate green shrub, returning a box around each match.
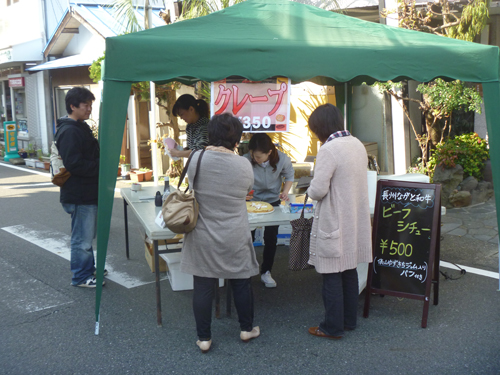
[428,132,489,181]
[89,54,105,83]
[407,157,428,175]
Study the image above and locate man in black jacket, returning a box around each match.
[56,87,102,288]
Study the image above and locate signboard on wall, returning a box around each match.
[0,48,13,64]
[9,77,25,87]
[211,77,291,132]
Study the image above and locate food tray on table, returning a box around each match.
[246,201,275,214]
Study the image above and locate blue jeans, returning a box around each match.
[62,203,97,285]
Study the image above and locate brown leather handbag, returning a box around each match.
[162,149,205,234]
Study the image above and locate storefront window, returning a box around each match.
[54,87,71,120]
[1,80,12,122]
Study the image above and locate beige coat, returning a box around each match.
[307,136,372,274]
[181,150,259,279]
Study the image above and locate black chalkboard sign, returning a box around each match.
[363,180,441,328]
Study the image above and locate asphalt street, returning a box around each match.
[1,161,499,375]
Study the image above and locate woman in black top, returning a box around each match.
[169,94,209,158]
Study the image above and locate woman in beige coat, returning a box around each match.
[306,104,372,340]
[182,113,260,353]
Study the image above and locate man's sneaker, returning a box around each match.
[261,271,277,288]
[75,277,105,288]
[93,269,108,276]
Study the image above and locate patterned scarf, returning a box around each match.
[325,130,351,144]
[206,145,237,154]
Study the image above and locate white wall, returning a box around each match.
[408,80,422,166]
[44,0,69,40]
[351,84,390,173]
[0,0,43,50]
[63,26,105,57]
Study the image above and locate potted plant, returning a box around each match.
[35,153,50,170]
[140,167,153,181]
[120,154,131,176]
[25,158,37,168]
[130,169,145,182]
[40,152,50,163]
[18,149,28,158]
[27,143,37,158]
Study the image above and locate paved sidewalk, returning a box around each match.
[441,198,499,243]
[440,198,499,273]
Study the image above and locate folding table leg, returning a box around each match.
[226,281,232,317]
[215,282,220,318]
[153,240,162,327]
[123,199,130,259]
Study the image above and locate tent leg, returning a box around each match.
[481,82,500,288]
[154,239,163,327]
[124,199,130,259]
[226,281,232,317]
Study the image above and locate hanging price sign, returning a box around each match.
[211,77,291,132]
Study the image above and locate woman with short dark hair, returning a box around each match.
[306,103,372,340]
[181,113,260,353]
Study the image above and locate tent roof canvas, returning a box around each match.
[95,0,500,329]
[103,0,500,85]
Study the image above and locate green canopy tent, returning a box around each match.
[95,0,500,332]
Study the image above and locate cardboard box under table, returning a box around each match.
[144,236,183,273]
[160,252,224,291]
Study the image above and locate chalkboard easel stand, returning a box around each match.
[363,180,441,328]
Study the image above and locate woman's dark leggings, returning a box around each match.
[251,200,281,274]
[193,276,254,340]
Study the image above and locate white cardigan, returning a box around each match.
[307,136,372,274]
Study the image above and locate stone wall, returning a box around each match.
[433,163,494,208]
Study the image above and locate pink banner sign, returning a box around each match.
[211,77,290,132]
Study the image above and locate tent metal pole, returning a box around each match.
[481,81,500,289]
[150,82,159,185]
[344,83,347,130]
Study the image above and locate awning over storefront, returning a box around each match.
[26,54,94,71]
[0,39,44,66]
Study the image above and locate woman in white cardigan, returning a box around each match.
[306,104,372,340]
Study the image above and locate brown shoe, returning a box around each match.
[308,326,342,340]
